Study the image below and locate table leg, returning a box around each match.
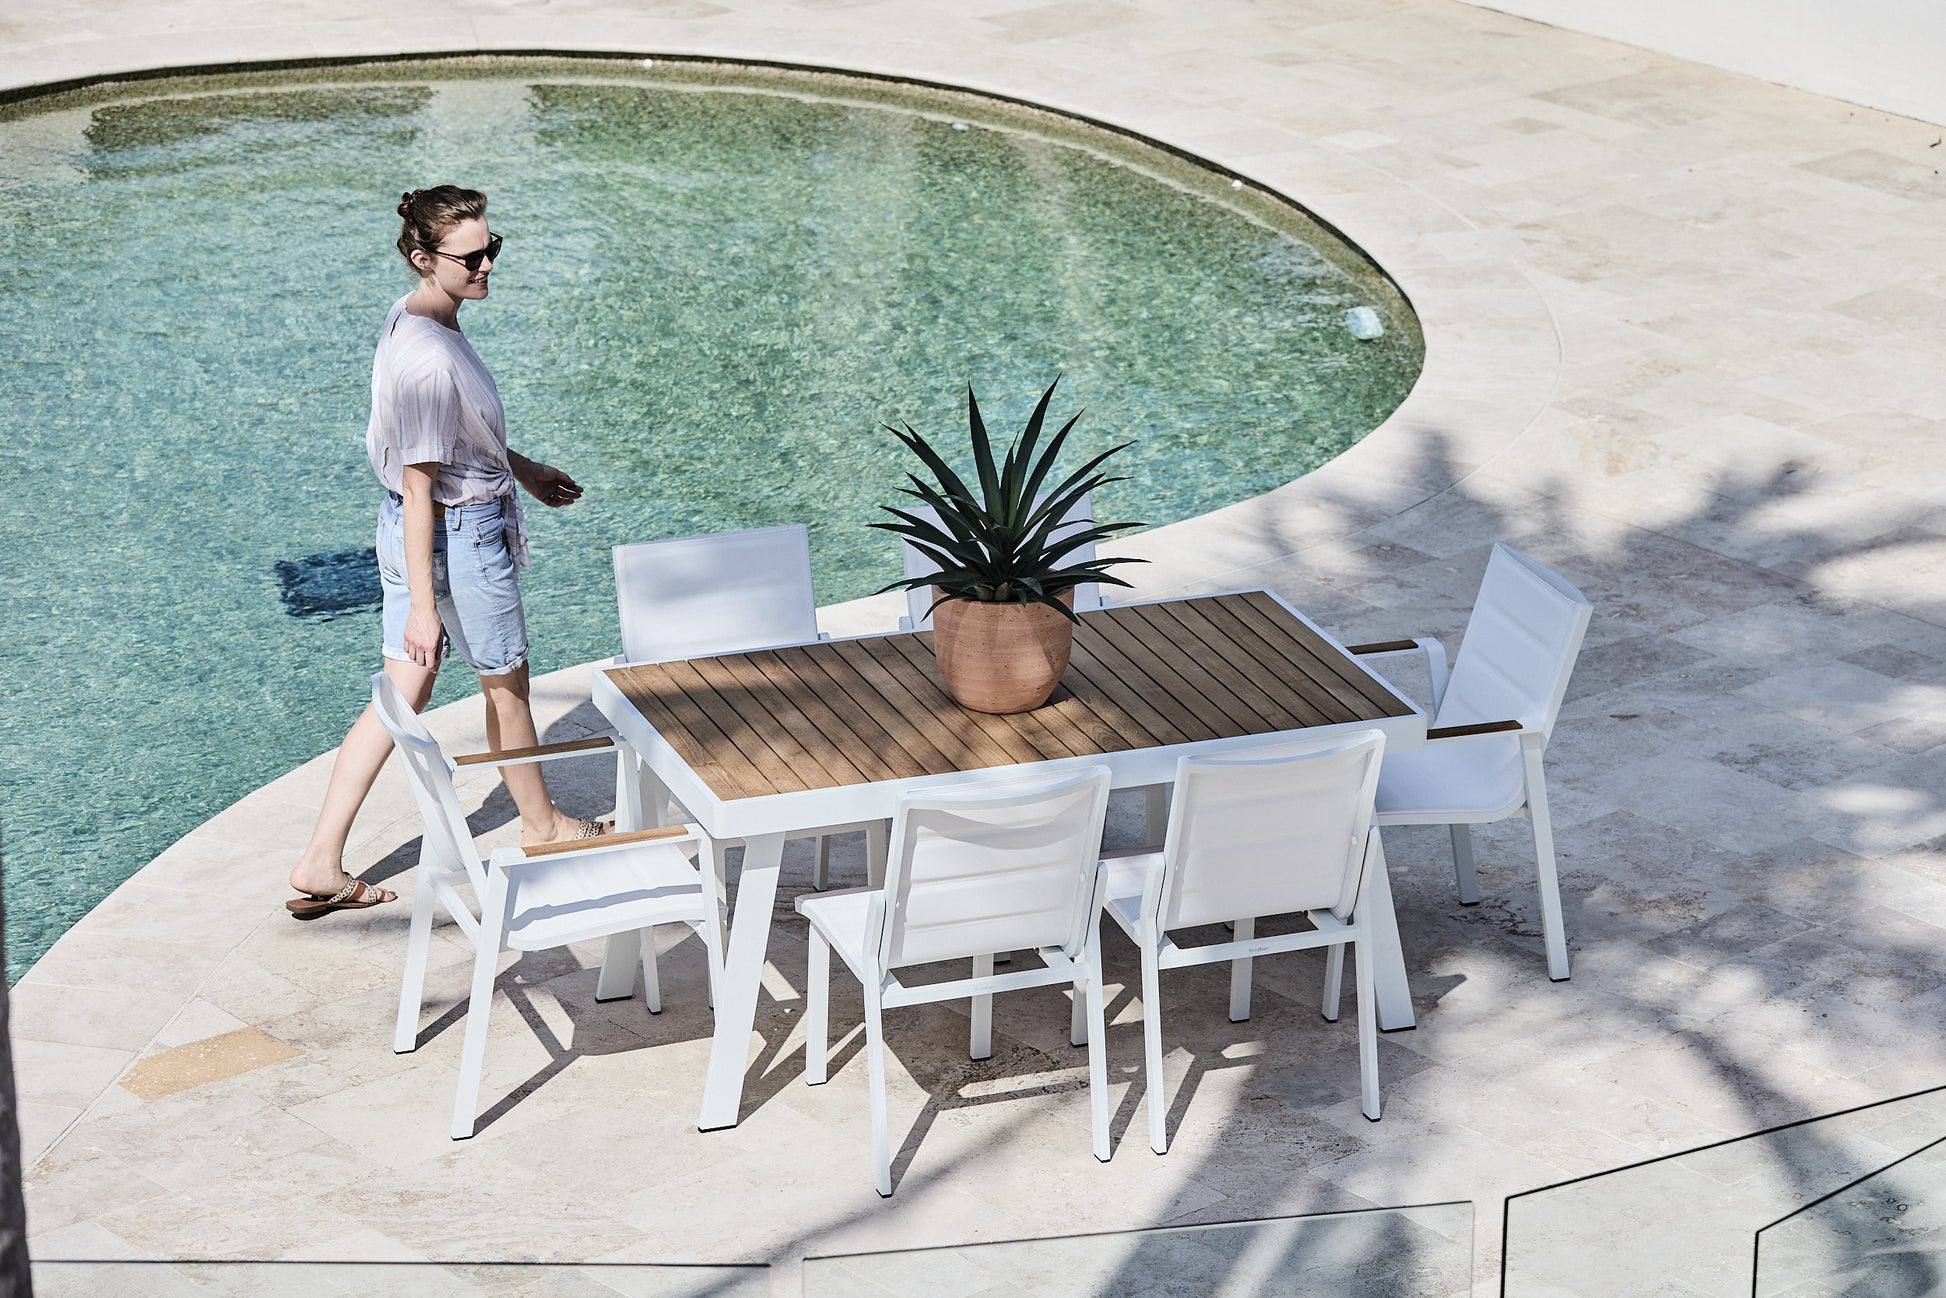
[1367,833,1417,1032]
[615,747,645,832]
[698,831,787,1130]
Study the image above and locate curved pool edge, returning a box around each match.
[4,36,1558,1169]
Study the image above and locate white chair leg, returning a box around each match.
[1229,917,1255,1022]
[864,981,893,1196]
[805,928,830,1085]
[640,928,662,1014]
[1523,746,1571,981]
[1070,983,1088,1046]
[812,835,832,891]
[594,930,638,1002]
[1354,935,1381,1122]
[1450,824,1480,905]
[865,819,889,888]
[394,866,438,1053]
[1084,944,1111,1163]
[1140,944,1168,1155]
[970,954,993,1060]
[1322,944,1345,1022]
[452,940,499,1140]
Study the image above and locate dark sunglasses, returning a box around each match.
[431,233,503,273]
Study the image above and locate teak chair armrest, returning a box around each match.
[1346,639,1420,655]
[453,735,616,768]
[1424,719,1525,741]
[518,824,695,858]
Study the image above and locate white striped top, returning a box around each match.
[364,295,528,565]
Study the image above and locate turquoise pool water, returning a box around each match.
[0,58,1422,980]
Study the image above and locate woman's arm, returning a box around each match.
[399,461,443,666]
[508,449,584,508]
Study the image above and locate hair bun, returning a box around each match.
[397,189,419,218]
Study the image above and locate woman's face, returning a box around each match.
[417,215,495,301]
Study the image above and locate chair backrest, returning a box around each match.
[900,491,1103,630]
[1154,730,1386,930]
[613,525,820,664]
[876,767,1113,970]
[1436,544,1593,739]
[370,673,486,891]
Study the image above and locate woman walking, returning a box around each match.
[287,186,604,917]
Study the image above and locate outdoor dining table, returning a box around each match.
[591,589,1428,1131]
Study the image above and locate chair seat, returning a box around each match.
[795,886,877,976]
[1375,732,1525,822]
[1101,852,1161,934]
[501,842,708,951]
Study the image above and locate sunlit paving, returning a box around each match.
[3,3,1943,1296]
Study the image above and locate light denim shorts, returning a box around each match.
[377,491,530,676]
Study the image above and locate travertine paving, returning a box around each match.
[7,3,1945,1296]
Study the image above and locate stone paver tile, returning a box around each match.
[1731,659,1946,736]
[22,1144,174,1237]
[1601,753,1822,853]
[8,982,185,1054]
[72,1081,338,1195]
[9,1038,134,1113]
[15,1102,80,1171]
[1638,900,1816,969]
[119,1027,302,1103]
[1582,1029,1856,1136]
[1809,763,1946,859]
[152,997,253,1051]
[1670,598,1891,662]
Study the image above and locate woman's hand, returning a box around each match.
[403,602,443,668]
[512,455,584,509]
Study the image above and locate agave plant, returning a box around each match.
[872,378,1146,622]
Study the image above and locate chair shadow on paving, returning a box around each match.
[455,941,731,1137]
[780,902,1446,1198]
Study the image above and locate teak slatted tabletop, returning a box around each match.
[605,591,1416,804]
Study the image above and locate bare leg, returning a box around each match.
[288,656,436,898]
[478,662,588,847]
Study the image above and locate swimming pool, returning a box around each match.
[0,57,1422,979]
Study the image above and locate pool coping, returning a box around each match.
[3,33,1558,1176]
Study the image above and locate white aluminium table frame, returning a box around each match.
[590,590,1427,1131]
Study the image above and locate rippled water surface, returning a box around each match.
[0,58,1422,978]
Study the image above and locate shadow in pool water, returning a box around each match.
[273,547,382,619]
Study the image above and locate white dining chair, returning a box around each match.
[612,524,885,891]
[614,524,825,667]
[895,490,1107,632]
[1099,730,1391,1154]
[373,673,726,1139]
[795,767,1115,1195]
[1349,543,1593,981]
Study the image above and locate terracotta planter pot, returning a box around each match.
[930,588,1076,714]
